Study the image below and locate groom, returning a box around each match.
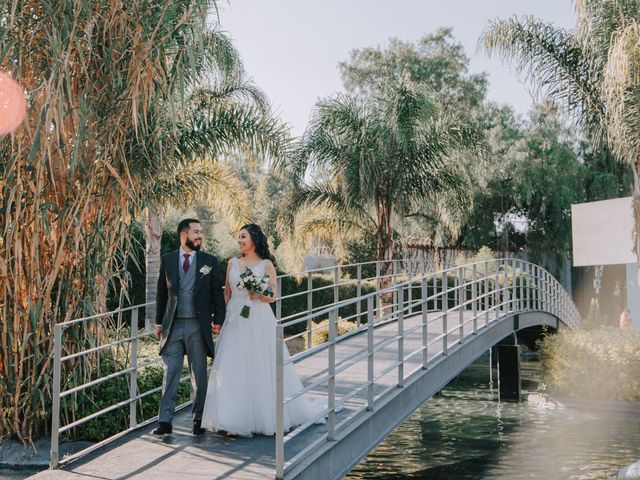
[152,218,226,436]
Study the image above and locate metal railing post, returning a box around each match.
[50,325,62,468]
[397,286,404,387]
[458,267,464,343]
[454,267,459,307]
[472,264,478,334]
[535,266,540,311]
[525,263,531,311]
[503,259,509,314]
[408,276,414,315]
[484,262,490,327]
[421,277,428,369]
[334,265,340,305]
[367,297,375,411]
[276,324,285,479]
[495,261,500,321]
[375,261,381,318]
[518,261,524,312]
[356,264,362,327]
[544,269,548,312]
[442,270,448,355]
[509,259,515,312]
[433,274,438,311]
[276,277,282,321]
[307,272,313,348]
[328,309,337,440]
[392,260,398,314]
[129,308,139,430]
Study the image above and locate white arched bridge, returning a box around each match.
[33,257,579,480]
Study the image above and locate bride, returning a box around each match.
[201,223,323,436]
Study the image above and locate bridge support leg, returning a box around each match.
[493,344,521,400]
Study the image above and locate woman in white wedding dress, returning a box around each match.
[201,223,324,436]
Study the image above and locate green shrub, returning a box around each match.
[63,354,190,442]
[538,326,640,401]
[277,274,377,334]
[304,319,359,349]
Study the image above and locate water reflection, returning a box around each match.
[347,362,640,479]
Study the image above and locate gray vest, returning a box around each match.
[176,254,197,319]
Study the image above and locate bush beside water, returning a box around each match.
[538,327,640,402]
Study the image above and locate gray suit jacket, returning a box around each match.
[155,250,226,357]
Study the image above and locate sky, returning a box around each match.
[218,1,575,136]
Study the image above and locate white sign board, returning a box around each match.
[571,197,635,267]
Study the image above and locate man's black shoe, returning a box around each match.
[193,420,205,435]
[152,422,172,435]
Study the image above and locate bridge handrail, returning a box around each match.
[48,257,579,474]
[274,258,580,479]
[48,258,434,467]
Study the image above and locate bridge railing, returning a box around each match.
[275,258,580,479]
[48,258,424,467]
[48,257,578,471]
[48,302,195,468]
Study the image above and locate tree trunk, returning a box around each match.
[377,201,395,302]
[144,205,164,332]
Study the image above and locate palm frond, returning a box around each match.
[602,20,640,164]
[279,181,373,234]
[482,16,606,138]
[168,29,244,96]
[176,102,291,164]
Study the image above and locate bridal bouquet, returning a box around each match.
[237,268,274,318]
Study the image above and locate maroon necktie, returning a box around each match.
[183,253,190,273]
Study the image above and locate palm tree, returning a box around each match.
[0,0,289,441]
[481,0,640,262]
[1,0,256,443]
[282,79,484,283]
[134,44,289,331]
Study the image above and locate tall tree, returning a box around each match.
[340,27,488,120]
[282,79,484,281]
[0,0,233,442]
[338,28,495,247]
[482,1,640,268]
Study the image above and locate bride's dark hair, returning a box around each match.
[241,223,277,267]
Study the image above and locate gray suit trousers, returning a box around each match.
[158,318,208,424]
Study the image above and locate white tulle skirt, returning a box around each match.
[201,297,324,436]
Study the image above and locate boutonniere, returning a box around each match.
[200,265,212,276]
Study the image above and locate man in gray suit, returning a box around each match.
[152,218,226,435]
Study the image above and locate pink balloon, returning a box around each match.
[0,72,27,135]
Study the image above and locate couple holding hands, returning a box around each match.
[153,219,321,437]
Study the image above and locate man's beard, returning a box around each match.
[186,240,202,251]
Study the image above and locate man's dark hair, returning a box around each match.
[177,218,201,236]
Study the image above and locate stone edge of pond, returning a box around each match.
[0,438,93,469]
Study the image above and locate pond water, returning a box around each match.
[346,361,640,479]
[0,469,40,480]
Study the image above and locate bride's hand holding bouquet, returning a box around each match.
[237,268,274,317]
